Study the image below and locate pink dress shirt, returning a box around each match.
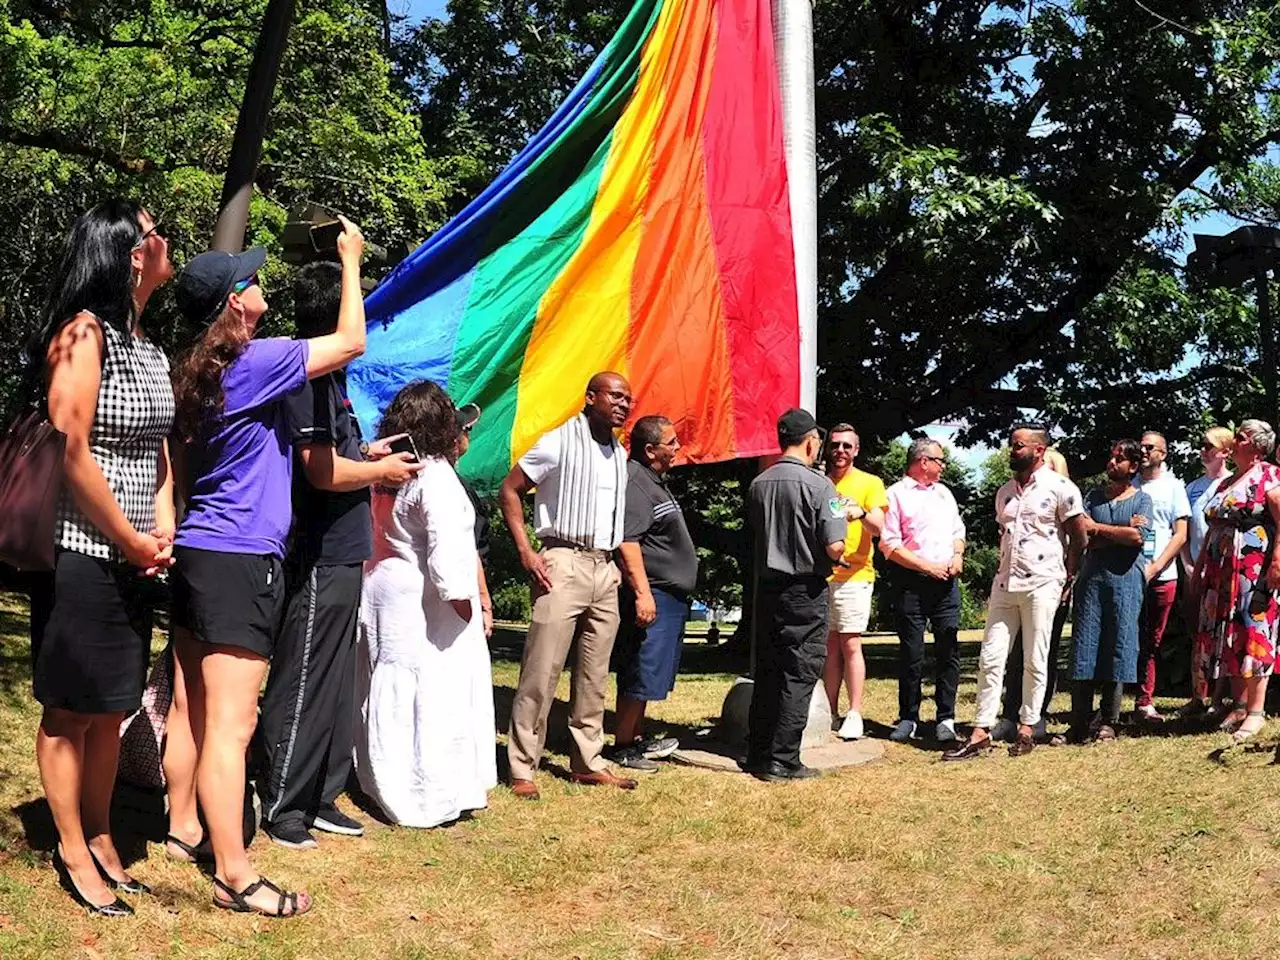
[881,477,966,567]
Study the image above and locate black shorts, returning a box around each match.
[29,550,156,714]
[170,546,285,658]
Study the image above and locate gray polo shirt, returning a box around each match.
[749,457,847,580]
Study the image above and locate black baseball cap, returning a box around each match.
[456,402,481,433]
[777,407,824,446]
[174,247,268,325]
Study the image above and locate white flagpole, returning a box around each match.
[772,0,818,415]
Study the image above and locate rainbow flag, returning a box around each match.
[348,0,799,491]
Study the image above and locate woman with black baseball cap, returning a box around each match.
[164,217,366,917]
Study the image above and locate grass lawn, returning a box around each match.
[2,590,1280,959]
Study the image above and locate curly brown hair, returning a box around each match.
[377,380,458,461]
[171,308,251,442]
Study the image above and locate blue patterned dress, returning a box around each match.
[1071,488,1152,682]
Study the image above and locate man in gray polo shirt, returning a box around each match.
[745,409,847,782]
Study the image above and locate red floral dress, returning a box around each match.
[1193,462,1280,691]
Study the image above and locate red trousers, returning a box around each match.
[1136,579,1178,707]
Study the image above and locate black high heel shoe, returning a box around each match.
[89,848,152,896]
[52,846,134,917]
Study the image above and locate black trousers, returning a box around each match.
[259,561,362,826]
[894,573,961,723]
[1001,598,1070,723]
[748,576,829,769]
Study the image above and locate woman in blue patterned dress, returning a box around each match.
[1057,439,1150,744]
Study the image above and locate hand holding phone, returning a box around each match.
[388,435,420,462]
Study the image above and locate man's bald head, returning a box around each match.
[584,371,633,433]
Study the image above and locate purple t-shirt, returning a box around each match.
[176,338,310,557]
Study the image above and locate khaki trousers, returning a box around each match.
[507,547,621,780]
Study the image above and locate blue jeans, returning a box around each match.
[614,587,689,701]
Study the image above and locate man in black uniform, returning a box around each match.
[258,262,421,849]
[745,409,847,782]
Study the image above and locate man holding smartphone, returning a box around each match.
[258,261,422,850]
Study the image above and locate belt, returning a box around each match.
[541,538,613,559]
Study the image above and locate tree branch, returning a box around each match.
[0,124,163,174]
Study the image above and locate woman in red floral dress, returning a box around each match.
[1191,419,1280,742]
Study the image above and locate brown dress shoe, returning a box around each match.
[570,769,638,790]
[510,779,540,800]
[940,736,993,762]
[1008,733,1035,757]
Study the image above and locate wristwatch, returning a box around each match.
[359,441,371,457]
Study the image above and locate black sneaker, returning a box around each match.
[752,761,821,783]
[610,744,660,773]
[311,805,364,837]
[265,819,318,850]
[637,736,680,760]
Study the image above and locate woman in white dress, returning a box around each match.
[354,381,497,827]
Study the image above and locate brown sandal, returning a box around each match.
[213,875,311,918]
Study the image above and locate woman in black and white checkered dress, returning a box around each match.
[28,200,175,915]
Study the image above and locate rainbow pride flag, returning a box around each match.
[348,0,799,492]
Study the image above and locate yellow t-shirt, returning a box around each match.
[829,467,889,583]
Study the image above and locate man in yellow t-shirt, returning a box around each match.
[824,423,889,740]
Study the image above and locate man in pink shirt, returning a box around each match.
[880,438,967,742]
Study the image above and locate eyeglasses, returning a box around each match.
[1140,443,1163,452]
[921,455,947,465]
[829,441,855,450]
[462,423,474,434]
[232,273,260,294]
[132,220,164,250]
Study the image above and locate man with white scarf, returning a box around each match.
[501,372,636,799]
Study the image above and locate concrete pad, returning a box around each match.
[671,734,884,773]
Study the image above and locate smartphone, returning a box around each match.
[388,434,420,462]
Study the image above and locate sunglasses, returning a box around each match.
[232,273,260,295]
[921,454,947,465]
[829,441,855,450]
[1140,443,1163,452]
[1201,441,1220,451]
[132,220,165,249]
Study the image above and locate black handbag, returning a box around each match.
[0,402,67,571]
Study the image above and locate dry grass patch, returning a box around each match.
[2,592,1280,958]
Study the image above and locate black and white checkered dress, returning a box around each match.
[55,318,175,562]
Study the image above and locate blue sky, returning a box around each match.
[396,0,448,25]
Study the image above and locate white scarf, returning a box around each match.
[554,413,628,549]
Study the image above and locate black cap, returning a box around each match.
[777,407,823,446]
[175,247,268,325]
[456,402,481,433]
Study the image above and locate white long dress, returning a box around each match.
[353,456,497,827]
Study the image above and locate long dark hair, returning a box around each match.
[26,199,144,385]
[172,307,252,442]
[377,381,458,461]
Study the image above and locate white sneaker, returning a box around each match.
[990,718,1018,743]
[1136,704,1163,722]
[934,719,959,742]
[888,719,918,742]
[837,712,864,740]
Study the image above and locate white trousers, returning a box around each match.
[974,580,1064,728]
